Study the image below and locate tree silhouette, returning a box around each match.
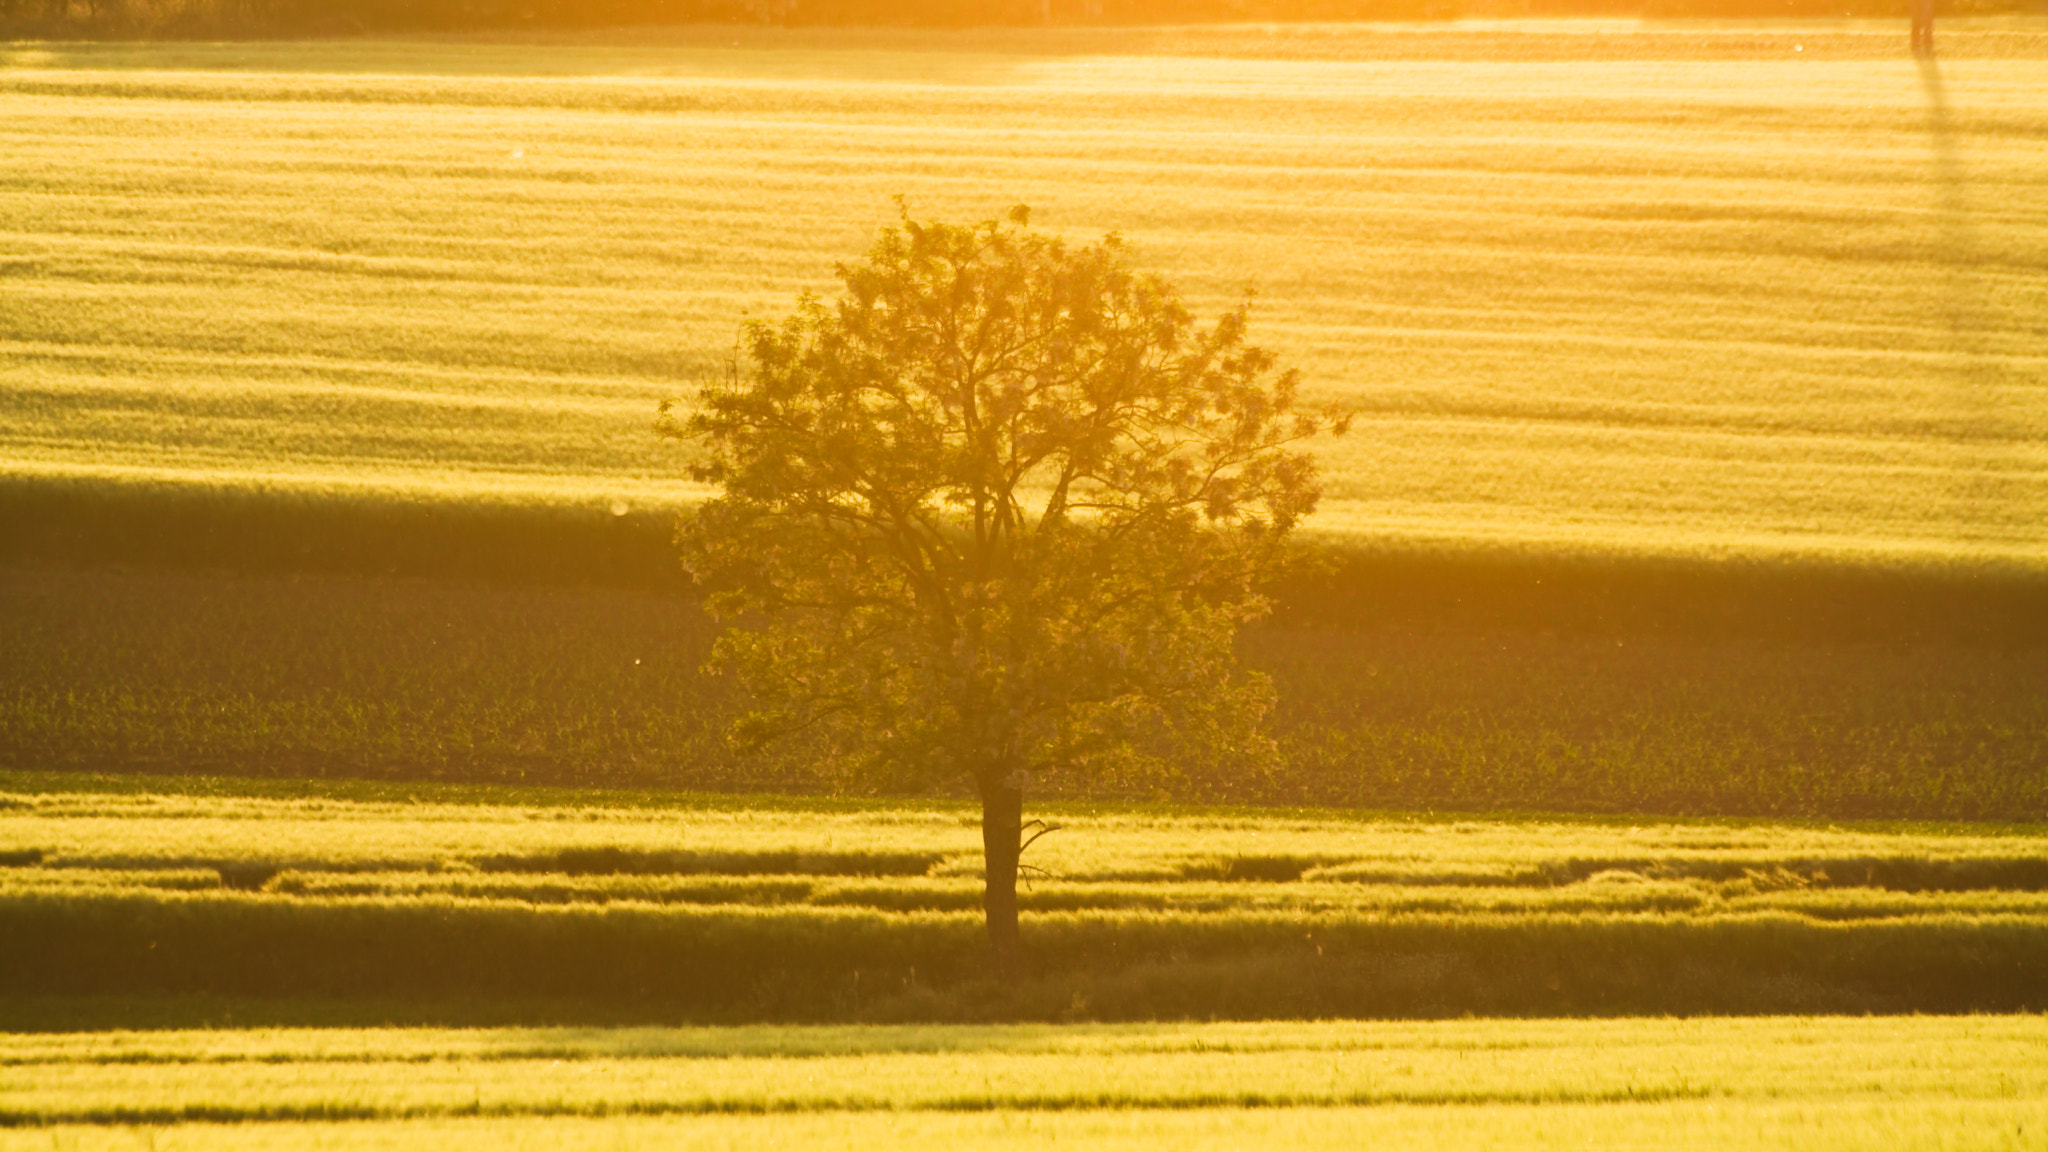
[662,204,1345,976]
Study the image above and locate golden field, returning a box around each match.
[6,29,2048,1152]
[3,771,2044,1146]
[2,1019,2044,1147]
[5,776,2047,1024]
[3,22,2045,566]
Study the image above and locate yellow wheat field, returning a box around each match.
[2,23,2045,565]
[3,1020,2046,1148]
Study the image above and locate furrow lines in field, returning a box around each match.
[3,1015,2046,1125]
[0,341,679,394]
[4,35,2043,562]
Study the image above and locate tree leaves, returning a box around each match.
[664,204,1344,799]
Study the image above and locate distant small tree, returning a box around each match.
[662,204,1346,976]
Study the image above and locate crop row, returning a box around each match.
[8,1014,2043,1066]
[8,784,2043,1019]
[18,867,2048,923]
[4,888,2044,1019]
[8,786,2048,887]
[15,843,2048,893]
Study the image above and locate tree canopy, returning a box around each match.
[662,204,1345,972]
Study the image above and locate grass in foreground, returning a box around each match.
[5,1105,2047,1152]
[2,23,2044,565]
[0,1017,2042,1149]
[15,1104,2048,1152]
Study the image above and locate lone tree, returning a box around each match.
[662,205,1345,976]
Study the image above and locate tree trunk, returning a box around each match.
[978,775,1024,979]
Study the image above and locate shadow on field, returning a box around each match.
[4,907,2043,1031]
[1916,55,2026,553]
